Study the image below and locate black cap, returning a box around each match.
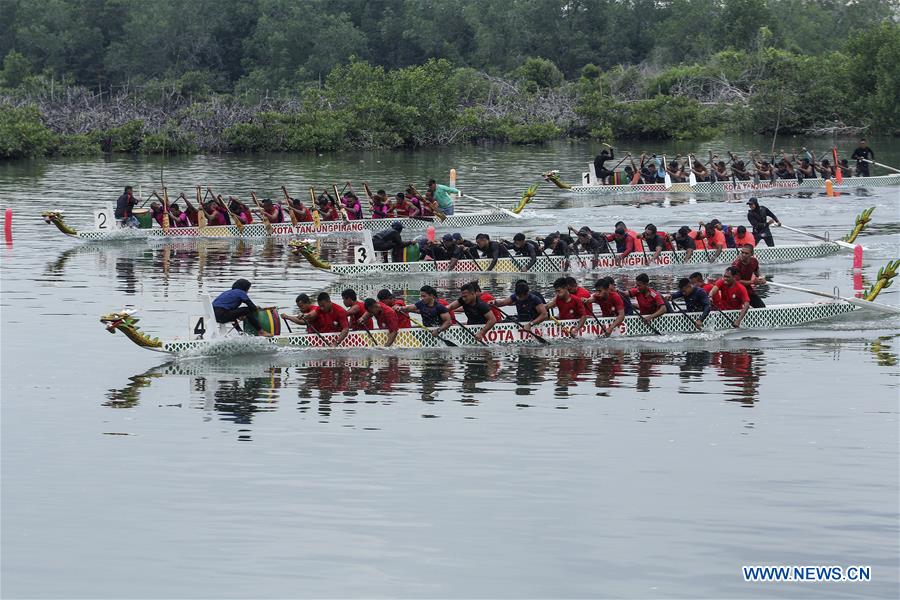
[442,233,454,242]
[391,221,403,232]
[747,197,759,206]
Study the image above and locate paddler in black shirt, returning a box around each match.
[746,197,780,247]
[503,233,539,272]
[446,282,497,342]
[850,139,874,176]
[423,233,467,269]
[472,233,506,271]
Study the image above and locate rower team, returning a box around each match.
[114,179,460,228]
[589,139,877,185]
[356,196,781,270]
[214,259,764,346]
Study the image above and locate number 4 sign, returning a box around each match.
[190,315,206,340]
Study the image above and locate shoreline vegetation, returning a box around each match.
[1,1,897,160]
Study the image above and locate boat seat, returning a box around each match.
[202,293,230,338]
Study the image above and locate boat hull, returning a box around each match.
[154,302,858,356]
[66,210,514,241]
[323,244,841,277]
[569,174,900,196]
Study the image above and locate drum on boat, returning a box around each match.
[403,243,421,262]
[241,307,281,336]
[132,208,152,229]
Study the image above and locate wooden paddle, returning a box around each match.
[194,187,207,228]
[307,187,322,227]
[410,184,445,221]
[662,154,672,189]
[206,187,244,232]
[281,186,299,226]
[331,184,351,222]
[249,191,273,235]
[161,187,170,232]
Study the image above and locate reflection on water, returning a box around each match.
[106,349,770,436]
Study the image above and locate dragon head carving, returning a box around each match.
[541,170,571,190]
[843,207,874,244]
[42,210,78,236]
[288,239,331,270]
[100,310,163,349]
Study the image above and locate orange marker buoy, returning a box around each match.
[825,179,834,197]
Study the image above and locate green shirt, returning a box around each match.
[433,184,459,209]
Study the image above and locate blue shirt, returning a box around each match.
[509,292,545,320]
[212,289,252,311]
[415,299,449,327]
[670,287,711,321]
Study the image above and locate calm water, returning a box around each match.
[2,138,899,598]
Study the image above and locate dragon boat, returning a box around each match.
[98,301,879,357]
[566,174,900,197]
[99,260,897,356]
[292,209,873,278]
[292,242,845,277]
[41,207,517,242]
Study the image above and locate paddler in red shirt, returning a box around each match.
[585,277,626,337]
[284,292,350,346]
[341,289,368,330]
[605,227,636,265]
[732,225,756,248]
[546,277,589,337]
[360,298,404,346]
[624,273,668,327]
[731,244,766,308]
[287,197,313,222]
[689,272,715,295]
[641,224,674,263]
[709,267,751,327]
[690,222,727,260]
[376,289,412,329]
[565,276,591,299]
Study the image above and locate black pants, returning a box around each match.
[373,240,404,262]
[748,289,765,308]
[595,168,613,183]
[214,306,261,330]
[856,163,870,177]
[754,230,774,247]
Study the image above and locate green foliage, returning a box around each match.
[578,95,718,140]
[102,120,145,153]
[844,22,900,132]
[513,58,565,92]
[223,110,351,153]
[0,104,56,158]
[492,119,562,144]
[140,126,197,154]
[0,51,32,88]
[56,133,101,156]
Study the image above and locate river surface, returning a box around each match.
[2,138,899,598]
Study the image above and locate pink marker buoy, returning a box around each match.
[4,208,11,244]
[426,225,436,243]
[853,244,863,295]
